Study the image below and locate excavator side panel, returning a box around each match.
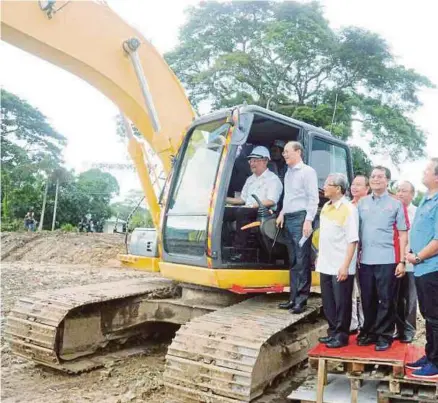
[158,262,321,290]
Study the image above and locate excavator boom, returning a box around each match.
[1,0,195,226]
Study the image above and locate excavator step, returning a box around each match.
[4,277,177,373]
[163,294,326,402]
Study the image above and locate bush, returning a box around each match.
[1,218,25,232]
[60,223,77,232]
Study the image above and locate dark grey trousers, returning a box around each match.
[284,211,312,308]
[321,273,355,343]
[395,272,417,338]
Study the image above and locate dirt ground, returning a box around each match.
[1,232,170,403]
[0,232,427,403]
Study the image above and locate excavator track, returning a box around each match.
[163,294,326,402]
[4,277,177,373]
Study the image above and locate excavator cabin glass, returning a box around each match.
[161,106,353,271]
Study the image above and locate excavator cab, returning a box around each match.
[158,105,354,278]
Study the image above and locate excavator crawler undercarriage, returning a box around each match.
[5,279,325,401]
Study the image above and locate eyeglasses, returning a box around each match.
[324,183,339,187]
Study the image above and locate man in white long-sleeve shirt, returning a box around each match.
[277,141,319,314]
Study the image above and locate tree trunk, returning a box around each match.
[38,179,49,231]
[51,178,59,231]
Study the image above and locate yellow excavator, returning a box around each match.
[2,2,355,401]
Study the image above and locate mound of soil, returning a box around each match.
[1,231,126,266]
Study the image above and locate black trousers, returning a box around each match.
[284,211,312,308]
[415,271,438,367]
[359,263,398,343]
[320,273,355,344]
[395,272,417,338]
[223,207,258,248]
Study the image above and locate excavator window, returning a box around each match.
[163,118,229,257]
[310,136,349,190]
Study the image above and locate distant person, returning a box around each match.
[277,141,319,314]
[351,175,370,205]
[405,158,438,379]
[349,175,369,334]
[357,166,408,351]
[225,146,283,260]
[316,173,359,348]
[269,140,287,182]
[24,209,35,232]
[395,180,418,343]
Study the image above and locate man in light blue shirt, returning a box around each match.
[357,166,408,351]
[277,141,319,314]
[405,158,438,379]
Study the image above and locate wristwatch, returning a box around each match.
[414,254,422,264]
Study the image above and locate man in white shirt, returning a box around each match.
[225,146,283,252]
[395,180,418,343]
[316,173,359,348]
[277,141,319,313]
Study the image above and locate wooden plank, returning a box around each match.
[316,359,327,403]
[351,363,364,374]
[389,379,400,394]
[376,393,389,403]
[350,378,361,403]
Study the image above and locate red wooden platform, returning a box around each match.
[308,335,407,363]
[308,338,436,403]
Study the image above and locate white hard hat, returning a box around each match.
[247,146,271,160]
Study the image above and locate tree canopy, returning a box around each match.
[166,1,434,167]
[1,89,120,231]
[110,189,153,230]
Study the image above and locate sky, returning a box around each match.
[2,0,437,201]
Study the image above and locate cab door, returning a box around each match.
[161,118,230,266]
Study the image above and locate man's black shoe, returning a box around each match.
[375,340,391,351]
[357,332,367,342]
[290,305,305,314]
[400,335,414,344]
[318,336,333,344]
[278,301,294,310]
[357,336,377,346]
[326,339,348,348]
[349,328,358,335]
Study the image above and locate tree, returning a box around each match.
[110,189,153,230]
[1,89,66,165]
[166,1,434,166]
[350,146,373,177]
[1,89,67,224]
